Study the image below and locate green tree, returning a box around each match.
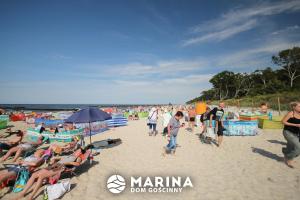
[232,73,253,98]
[209,71,235,100]
[272,47,300,88]
[250,68,284,95]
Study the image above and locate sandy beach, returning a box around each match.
[0,118,299,200]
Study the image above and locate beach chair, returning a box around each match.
[47,149,93,184]
[63,149,92,177]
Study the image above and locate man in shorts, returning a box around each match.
[209,102,225,147]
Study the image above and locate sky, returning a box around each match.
[0,0,300,104]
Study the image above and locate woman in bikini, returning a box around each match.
[0,130,24,154]
[15,145,93,200]
[0,149,50,186]
[1,135,45,162]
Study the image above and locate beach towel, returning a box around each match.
[13,167,29,193]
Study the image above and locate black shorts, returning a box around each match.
[217,128,223,136]
[189,117,195,122]
[163,127,168,134]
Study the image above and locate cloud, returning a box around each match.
[214,40,300,69]
[161,74,212,84]
[271,25,300,35]
[0,74,212,104]
[106,59,208,76]
[183,19,257,46]
[51,54,72,60]
[184,0,300,46]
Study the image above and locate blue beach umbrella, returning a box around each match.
[65,107,112,144]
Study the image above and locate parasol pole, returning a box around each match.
[89,122,92,144]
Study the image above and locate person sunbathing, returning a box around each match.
[0,131,24,154]
[15,145,92,200]
[48,136,80,155]
[0,149,50,186]
[1,135,45,162]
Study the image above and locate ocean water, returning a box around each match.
[0,104,158,111]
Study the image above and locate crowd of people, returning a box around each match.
[0,101,299,199]
[0,127,93,199]
[146,101,300,168]
[145,103,227,156]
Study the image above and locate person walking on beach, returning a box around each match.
[209,102,225,147]
[188,106,196,133]
[148,107,158,136]
[162,108,172,136]
[282,101,300,168]
[163,111,184,155]
[200,107,211,136]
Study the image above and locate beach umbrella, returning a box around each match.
[64,107,112,144]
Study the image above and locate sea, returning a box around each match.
[0,104,163,112]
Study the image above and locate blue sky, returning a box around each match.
[0,0,300,104]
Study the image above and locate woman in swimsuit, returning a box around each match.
[0,149,49,185]
[0,131,23,153]
[15,145,93,200]
[1,135,44,162]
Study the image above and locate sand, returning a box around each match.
[1,119,300,200]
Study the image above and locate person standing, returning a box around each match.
[163,111,184,155]
[148,107,158,136]
[200,107,211,136]
[282,101,300,168]
[162,108,172,136]
[188,106,196,133]
[209,102,225,147]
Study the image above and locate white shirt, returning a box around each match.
[162,112,172,127]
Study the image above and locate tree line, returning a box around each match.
[188,47,300,103]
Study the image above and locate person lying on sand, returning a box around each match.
[0,149,51,186]
[0,131,24,153]
[15,145,93,200]
[1,135,45,162]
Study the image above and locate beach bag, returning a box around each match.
[206,127,215,138]
[13,167,29,193]
[44,179,71,200]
